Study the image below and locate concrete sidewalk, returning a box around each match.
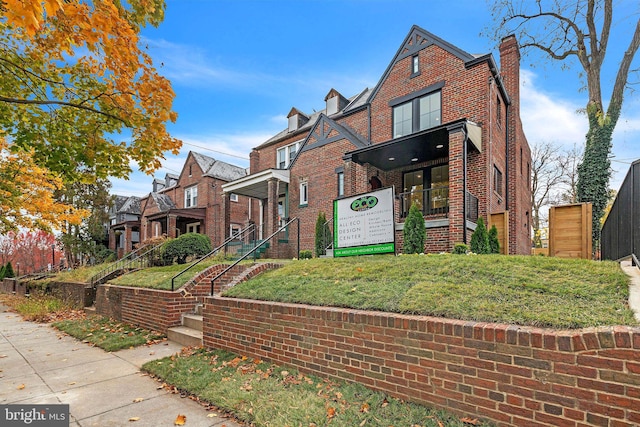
[621,258,640,322]
[0,306,243,427]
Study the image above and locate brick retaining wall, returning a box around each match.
[203,297,640,427]
[96,285,197,333]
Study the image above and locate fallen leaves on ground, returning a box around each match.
[174,414,186,425]
[17,384,25,390]
[461,417,480,425]
[128,417,140,422]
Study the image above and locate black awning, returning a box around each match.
[346,125,449,171]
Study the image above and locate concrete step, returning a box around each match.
[182,314,203,332]
[194,303,204,316]
[167,326,203,347]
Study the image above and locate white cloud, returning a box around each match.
[520,68,640,190]
[520,69,588,147]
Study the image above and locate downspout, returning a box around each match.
[462,123,469,244]
[367,104,372,142]
[505,103,510,209]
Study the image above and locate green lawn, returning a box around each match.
[143,348,490,427]
[222,254,637,329]
[53,316,165,351]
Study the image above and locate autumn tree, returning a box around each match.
[489,0,640,253]
[0,140,87,232]
[0,0,180,232]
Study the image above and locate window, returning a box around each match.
[185,185,198,207]
[186,222,200,234]
[493,165,503,197]
[496,96,502,127]
[276,141,301,169]
[230,193,238,202]
[337,171,344,197]
[401,164,449,216]
[393,91,441,138]
[230,224,242,238]
[411,55,420,76]
[299,180,308,205]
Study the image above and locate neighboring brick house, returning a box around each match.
[222,25,532,255]
[108,195,141,259]
[136,151,253,249]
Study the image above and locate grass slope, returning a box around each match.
[223,254,637,329]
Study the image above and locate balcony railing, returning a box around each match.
[397,187,479,222]
[398,187,449,218]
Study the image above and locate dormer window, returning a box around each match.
[288,115,298,132]
[324,88,348,116]
[287,107,309,132]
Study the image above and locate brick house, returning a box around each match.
[133,151,252,251]
[108,195,141,259]
[223,25,532,255]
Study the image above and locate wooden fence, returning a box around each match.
[548,203,592,259]
[489,211,509,254]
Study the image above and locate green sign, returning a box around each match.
[333,243,395,257]
[333,187,395,257]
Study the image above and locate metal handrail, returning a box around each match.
[322,217,334,253]
[89,242,163,287]
[210,217,299,295]
[170,223,255,291]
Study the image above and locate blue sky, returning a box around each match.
[111,0,640,197]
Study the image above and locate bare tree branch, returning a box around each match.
[0,96,129,125]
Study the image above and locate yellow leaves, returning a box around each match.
[0,141,88,233]
[128,417,140,422]
[1,0,181,182]
[17,384,25,390]
[174,414,186,425]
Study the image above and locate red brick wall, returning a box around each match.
[203,298,640,427]
[96,285,197,333]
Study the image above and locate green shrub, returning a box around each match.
[403,203,425,254]
[470,217,490,254]
[163,233,212,264]
[3,262,14,278]
[299,250,312,259]
[488,225,500,254]
[0,264,5,280]
[314,212,331,257]
[452,243,468,254]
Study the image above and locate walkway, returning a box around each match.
[621,258,640,322]
[0,305,243,427]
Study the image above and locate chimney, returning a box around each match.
[499,35,521,112]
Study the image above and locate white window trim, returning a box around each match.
[185,184,198,208]
[230,193,239,202]
[186,222,200,234]
[276,139,303,169]
[299,180,308,206]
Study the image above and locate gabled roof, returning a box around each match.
[150,192,176,212]
[112,195,129,212]
[118,196,141,215]
[254,89,371,150]
[290,114,369,169]
[190,152,247,182]
[367,25,477,103]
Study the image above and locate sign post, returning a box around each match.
[333,187,395,257]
